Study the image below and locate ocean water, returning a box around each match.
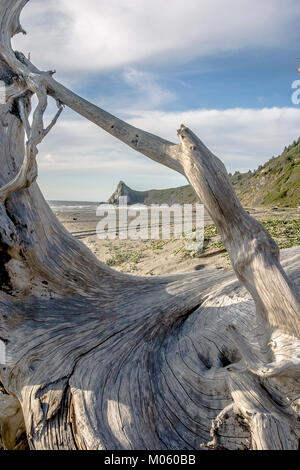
[48,201,178,212]
[48,200,101,212]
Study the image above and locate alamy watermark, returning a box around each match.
[291,80,300,104]
[0,80,7,105]
[96,197,204,252]
[0,339,6,365]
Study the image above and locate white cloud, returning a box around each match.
[34,106,300,200]
[122,68,174,109]
[127,107,300,168]
[38,107,300,175]
[12,0,300,76]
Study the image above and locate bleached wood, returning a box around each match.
[0,0,299,450]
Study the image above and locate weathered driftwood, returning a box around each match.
[0,0,299,450]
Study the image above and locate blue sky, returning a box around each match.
[12,0,300,201]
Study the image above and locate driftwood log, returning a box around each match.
[0,0,299,451]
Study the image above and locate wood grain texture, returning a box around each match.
[0,0,299,450]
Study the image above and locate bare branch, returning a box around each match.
[42,102,63,138]
[10,49,185,175]
[17,97,30,137]
[0,86,63,202]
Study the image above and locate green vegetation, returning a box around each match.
[232,138,300,207]
[105,248,145,270]
[108,181,198,205]
[149,240,171,250]
[104,219,300,271]
[144,185,197,204]
[109,137,300,208]
[203,224,222,251]
[105,240,172,270]
[201,220,300,254]
[261,220,300,249]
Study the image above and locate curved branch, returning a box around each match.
[0,90,63,202]
[17,95,29,136]
[175,126,300,341]
[0,0,28,70]
[43,102,63,138]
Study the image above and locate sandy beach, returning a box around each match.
[54,206,300,276]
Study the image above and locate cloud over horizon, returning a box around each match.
[37,106,300,200]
